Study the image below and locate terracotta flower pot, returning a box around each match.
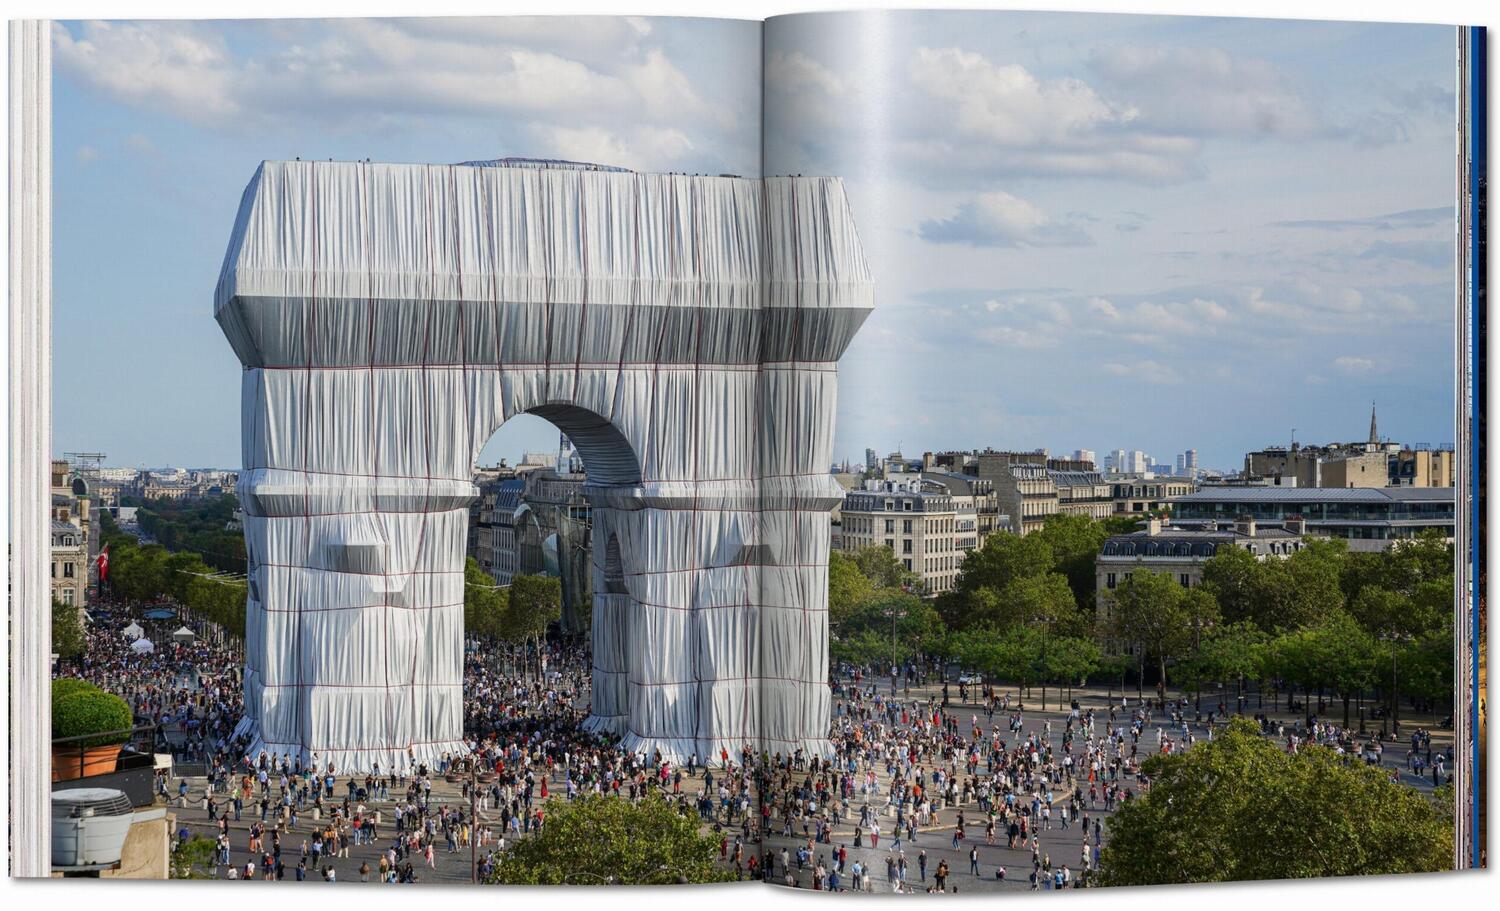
[52,743,123,782]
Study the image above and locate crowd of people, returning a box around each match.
[752,671,1143,892]
[62,606,243,766]
[57,603,1450,890]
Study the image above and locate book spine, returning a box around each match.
[1453,22,1487,873]
[9,17,53,879]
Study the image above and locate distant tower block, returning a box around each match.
[215,159,872,771]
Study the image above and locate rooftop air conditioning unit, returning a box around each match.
[51,788,134,870]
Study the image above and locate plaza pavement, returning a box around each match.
[164,680,1451,888]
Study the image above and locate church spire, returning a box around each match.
[1369,401,1378,444]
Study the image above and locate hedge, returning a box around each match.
[51,678,99,702]
[53,689,134,748]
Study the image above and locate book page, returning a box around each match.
[45,14,781,885]
[761,8,1469,893]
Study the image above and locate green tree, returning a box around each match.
[1343,529,1453,605]
[1101,515,1150,535]
[850,545,918,591]
[1100,719,1452,885]
[1398,627,1455,710]
[1202,542,1343,634]
[171,835,219,879]
[52,599,85,661]
[463,557,509,641]
[838,590,944,669]
[1042,635,1101,706]
[504,574,562,678]
[1001,572,1085,635]
[484,795,735,885]
[163,551,208,603]
[827,550,875,631]
[1300,611,1379,728]
[957,572,1080,636]
[830,627,890,667]
[1033,513,1110,612]
[1180,621,1268,713]
[109,542,170,603]
[1200,545,1261,627]
[1109,569,1214,691]
[951,531,1053,598]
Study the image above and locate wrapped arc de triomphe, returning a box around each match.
[214,158,873,772]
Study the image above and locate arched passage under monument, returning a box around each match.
[216,157,872,771]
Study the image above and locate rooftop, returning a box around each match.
[1174,486,1453,504]
[1048,470,1105,487]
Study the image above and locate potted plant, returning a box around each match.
[52,682,134,782]
[51,677,97,702]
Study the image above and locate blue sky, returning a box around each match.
[52,13,1458,472]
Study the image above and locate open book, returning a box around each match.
[13,9,1485,890]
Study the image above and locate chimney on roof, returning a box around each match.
[1145,515,1162,536]
[1284,515,1306,536]
[1235,515,1257,538]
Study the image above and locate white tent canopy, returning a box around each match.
[129,638,155,654]
[121,622,144,641]
[172,626,195,643]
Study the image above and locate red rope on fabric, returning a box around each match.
[295,161,319,759]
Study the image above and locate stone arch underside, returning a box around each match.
[217,159,872,771]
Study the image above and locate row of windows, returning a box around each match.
[1104,571,1194,589]
[1176,502,1455,522]
[847,495,955,513]
[845,515,959,535]
[924,555,960,574]
[1102,539,1306,560]
[840,536,972,564]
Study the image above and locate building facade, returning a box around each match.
[1110,476,1195,515]
[925,472,1002,548]
[1390,448,1456,487]
[1095,515,1305,650]
[50,459,91,609]
[838,477,970,595]
[1051,469,1113,520]
[1170,486,1454,551]
[993,463,1057,535]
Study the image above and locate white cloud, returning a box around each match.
[52,19,752,173]
[122,132,157,156]
[903,46,1201,183]
[75,145,101,164]
[767,50,845,96]
[1088,46,1326,139]
[1102,360,1181,384]
[1333,355,1379,374]
[1086,296,1120,320]
[531,124,695,172]
[976,325,1059,349]
[918,191,1092,247]
[52,21,241,125]
[1190,298,1229,321]
[909,47,1124,147]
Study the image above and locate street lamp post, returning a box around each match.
[1390,636,1400,737]
[470,762,478,884]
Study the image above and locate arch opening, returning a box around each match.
[522,404,641,488]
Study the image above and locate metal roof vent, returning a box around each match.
[51,788,134,871]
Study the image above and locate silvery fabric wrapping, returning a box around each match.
[217,159,871,771]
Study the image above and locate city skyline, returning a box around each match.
[51,13,1458,470]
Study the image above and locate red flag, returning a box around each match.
[96,544,109,581]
